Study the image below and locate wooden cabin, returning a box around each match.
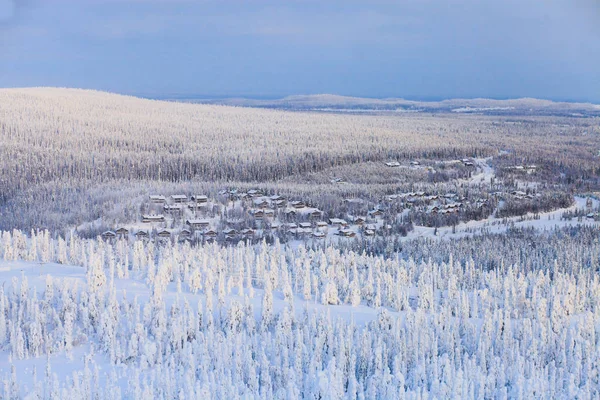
[142,214,165,223]
[328,218,347,226]
[191,195,208,204]
[171,194,188,203]
[116,227,129,236]
[338,229,356,238]
[253,199,270,209]
[157,230,172,238]
[290,201,306,209]
[179,229,192,238]
[149,195,166,203]
[186,219,210,229]
[312,231,326,239]
[204,229,218,238]
[135,230,149,239]
[252,210,265,219]
[102,231,116,239]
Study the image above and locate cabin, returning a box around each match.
[410,161,420,166]
[171,194,188,203]
[353,216,366,225]
[224,229,238,238]
[187,202,206,210]
[316,221,328,229]
[253,199,270,209]
[242,228,255,238]
[204,229,218,238]
[312,231,326,239]
[142,214,165,223]
[102,231,116,239]
[135,230,149,239]
[163,204,183,213]
[247,189,264,197]
[191,195,208,204]
[328,218,347,226]
[299,222,312,229]
[428,206,440,214]
[179,229,192,238]
[252,210,265,219]
[263,209,275,217]
[186,219,210,229]
[284,223,298,232]
[116,227,129,236]
[296,227,311,236]
[285,209,297,217]
[274,200,287,208]
[270,195,285,201]
[338,229,356,238]
[364,229,375,236]
[385,161,401,167]
[290,201,306,209]
[149,195,166,203]
[309,210,323,218]
[157,230,171,238]
[268,222,281,230]
[369,209,384,217]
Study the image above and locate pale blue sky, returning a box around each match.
[0,0,599,101]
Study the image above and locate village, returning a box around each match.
[98,158,600,244]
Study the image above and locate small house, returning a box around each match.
[253,199,270,208]
[309,210,323,218]
[299,222,312,229]
[369,209,384,217]
[149,195,166,203]
[102,231,116,239]
[312,231,326,239]
[204,229,218,237]
[186,219,210,229]
[247,189,264,197]
[252,210,265,219]
[157,230,172,238]
[353,216,366,225]
[116,227,129,236]
[385,161,401,167]
[171,195,188,203]
[163,204,183,213]
[135,230,148,239]
[191,195,208,204]
[179,229,192,238]
[328,218,347,226]
[142,214,165,223]
[290,201,306,209]
[338,229,356,238]
[224,229,238,238]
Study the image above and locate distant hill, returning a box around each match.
[177,94,600,117]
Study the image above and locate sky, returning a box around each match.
[0,0,599,101]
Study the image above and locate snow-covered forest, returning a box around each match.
[1,88,599,233]
[0,88,599,398]
[0,226,599,398]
